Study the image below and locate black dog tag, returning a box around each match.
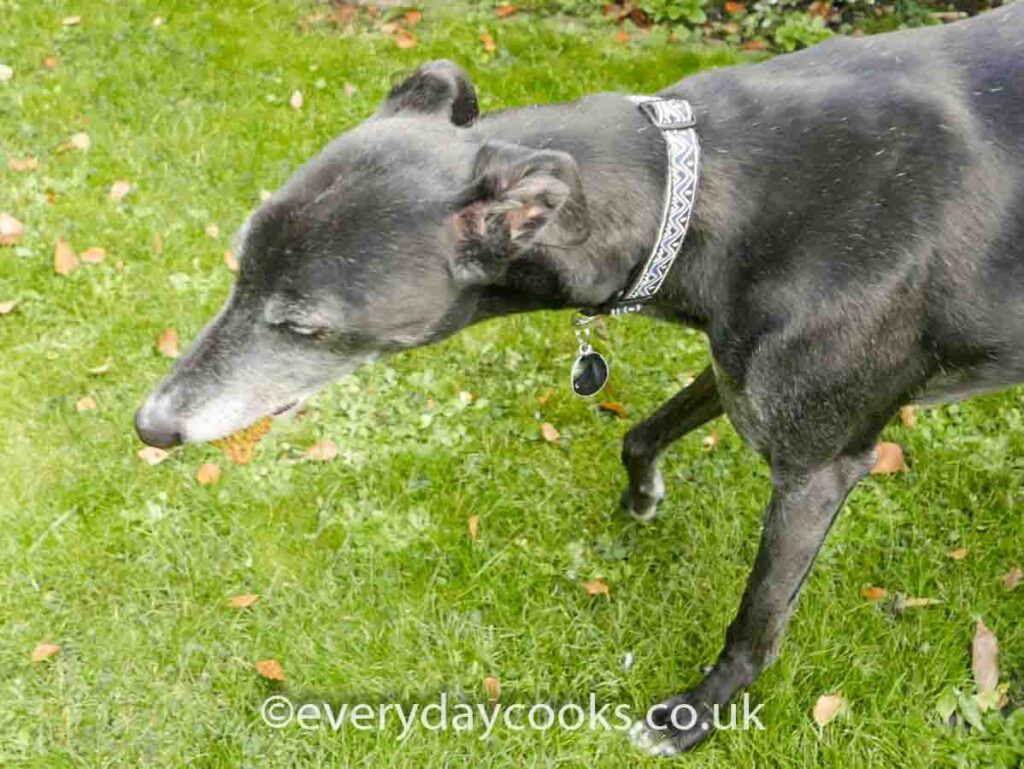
[571,350,609,397]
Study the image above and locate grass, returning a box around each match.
[1,1,1023,766]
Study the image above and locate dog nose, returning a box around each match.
[134,403,184,449]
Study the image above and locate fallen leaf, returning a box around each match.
[305,440,339,462]
[69,132,90,151]
[812,692,846,727]
[8,156,38,172]
[614,29,630,44]
[946,548,968,561]
[224,249,239,272]
[496,3,521,17]
[895,595,943,610]
[394,30,417,49]
[75,396,97,412]
[87,359,111,375]
[483,675,501,701]
[870,442,907,474]
[900,405,917,427]
[1002,565,1022,591]
[702,430,720,450]
[0,213,24,246]
[539,422,560,442]
[62,15,82,26]
[599,402,627,417]
[468,514,480,541]
[196,462,221,485]
[137,446,169,465]
[740,39,768,51]
[0,299,18,315]
[228,593,260,608]
[860,586,886,601]
[81,246,106,264]
[54,238,79,275]
[211,417,273,465]
[725,0,747,11]
[255,659,286,682]
[480,32,496,52]
[0,64,12,82]
[43,55,59,69]
[537,387,555,405]
[31,643,62,662]
[403,9,422,25]
[972,620,999,695]
[289,90,303,110]
[343,82,358,96]
[204,223,220,239]
[581,578,609,597]
[156,327,180,358]
[380,21,401,34]
[109,179,131,201]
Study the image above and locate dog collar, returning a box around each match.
[570,95,700,397]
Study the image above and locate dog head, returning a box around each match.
[136,60,590,447]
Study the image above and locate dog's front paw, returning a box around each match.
[629,692,717,756]
[620,469,665,522]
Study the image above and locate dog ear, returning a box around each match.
[376,60,479,126]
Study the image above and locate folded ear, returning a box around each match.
[376,59,479,126]
[453,141,590,255]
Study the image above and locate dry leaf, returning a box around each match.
[54,238,79,275]
[204,223,220,239]
[156,327,180,358]
[1002,565,1022,591]
[69,132,90,150]
[394,30,417,49]
[0,213,24,246]
[537,387,555,405]
[702,430,720,450]
[343,82,358,96]
[0,299,18,315]
[468,514,480,541]
[404,9,422,25]
[196,462,221,485]
[228,593,260,608]
[860,586,886,601]
[62,15,82,26]
[581,578,610,597]
[305,440,339,462]
[8,157,38,172]
[210,417,273,465]
[483,675,501,701]
[599,402,627,417]
[109,179,131,201]
[137,446,169,465]
[480,32,496,52]
[946,548,968,561]
[75,396,97,412]
[900,405,917,428]
[81,246,106,264]
[740,39,768,51]
[496,3,521,17]
[972,620,999,694]
[812,692,846,727]
[223,249,239,272]
[895,595,942,610]
[43,55,59,69]
[614,29,630,44]
[380,21,401,34]
[0,64,12,82]
[724,1,747,12]
[289,90,303,110]
[870,442,907,474]
[540,422,560,442]
[31,642,62,662]
[87,359,111,375]
[255,659,286,681]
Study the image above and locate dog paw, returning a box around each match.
[629,693,717,756]
[620,470,664,522]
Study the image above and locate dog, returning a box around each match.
[137,4,1024,754]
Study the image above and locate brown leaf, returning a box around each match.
[109,179,131,201]
[900,405,917,428]
[305,440,339,462]
[42,55,59,70]
[289,90,304,110]
[581,578,610,597]
[196,462,221,485]
[860,586,886,601]
[724,0,747,12]
[8,157,38,172]
[403,9,422,26]
[156,327,180,358]
[224,249,239,272]
[812,692,846,727]
[75,396,97,412]
[614,29,630,44]
[702,430,720,451]
[211,417,273,465]
[54,238,79,275]
[255,658,286,681]
[468,514,480,541]
[62,15,82,26]
[599,401,627,417]
[0,213,24,246]
[539,422,560,442]
[343,82,358,96]
[394,30,417,48]
[870,442,907,474]
[228,593,260,608]
[1002,565,1022,591]
[137,446,169,465]
[204,223,220,239]
[483,675,501,701]
[537,387,555,405]
[0,299,18,315]
[81,246,106,264]
[31,642,62,662]
[946,548,968,561]
[972,620,999,694]
[496,3,521,17]
[69,132,90,151]
[480,32,496,52]
[740,39,768,51]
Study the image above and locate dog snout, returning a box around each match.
[134,398,184,449]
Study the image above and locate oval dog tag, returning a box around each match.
[571,350,609,397]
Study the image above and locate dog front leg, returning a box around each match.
[633,450,874,755]
[621,364,722,521]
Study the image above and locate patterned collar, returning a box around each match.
[587,95,701,316]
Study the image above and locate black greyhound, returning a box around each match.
[137,5,1024,753]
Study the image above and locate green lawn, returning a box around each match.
[1,1,1023,766]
